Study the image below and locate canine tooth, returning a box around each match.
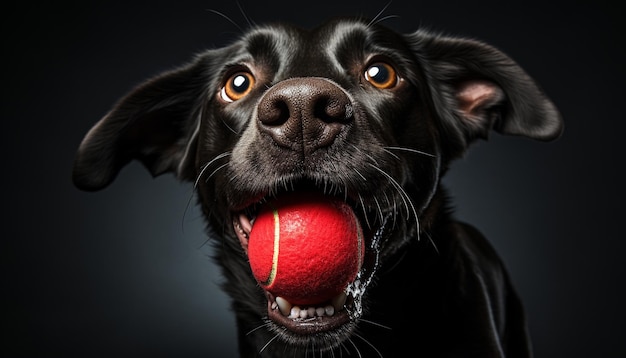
[290,306,301,318]
[238,213,252,233]
[324,305,335,316]
[331,292,347,311]
[275,296,292,316]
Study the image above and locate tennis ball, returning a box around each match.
[248,192,364,306]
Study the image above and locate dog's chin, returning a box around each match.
[231,183,390,349]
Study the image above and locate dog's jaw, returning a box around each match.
[266,292,351,334]
[232,198,389,339]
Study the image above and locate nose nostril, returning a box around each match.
[315,98,353,123]
[259,99,290,126]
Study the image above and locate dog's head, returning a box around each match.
[73,17,562,355]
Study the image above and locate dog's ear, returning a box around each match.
[406,30,563,153]
[72,54,216,191]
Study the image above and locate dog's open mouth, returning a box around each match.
[232,186,388,335]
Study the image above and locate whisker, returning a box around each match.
[353,167,367,182]
[221,119,239,135]
[181,152,231,231]
[369,164,421,240]
[259,333,280,354]
[338,340,352,357]
[182,151,232,235]
[236,1,255,28]
[354,332,384,358]
[374,181,398,233]
[367,0,393,27]
[346,338,364,358]
[206,9,244,33]
[348,143,379,166]
[194,152,231,189]
[358,194,372,230]
[359,318,392,330]
[203,162,229,183]
[423,230,439,254]
[246,321,270,336]
[381,147,400,161]
[373,196,384,224]
[180,186,198,234]
[384,146,437,158]
[368,165,408,217]
[370,14,400,26]
[384,192,398,232]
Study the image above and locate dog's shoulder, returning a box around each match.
[441,220,511,294]
[433,220,532,356]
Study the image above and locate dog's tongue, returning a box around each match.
[247,192,364,305]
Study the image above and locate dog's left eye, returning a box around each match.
[220,72,256,102]
[364,62,398,89]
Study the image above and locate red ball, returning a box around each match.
[248,193,364,305]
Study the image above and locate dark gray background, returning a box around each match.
[4,1,624,357]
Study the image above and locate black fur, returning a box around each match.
[73,17,562,357]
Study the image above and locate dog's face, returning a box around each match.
[73,17,562,356]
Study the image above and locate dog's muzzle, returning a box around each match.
[231,78,391,339]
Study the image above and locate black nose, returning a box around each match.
[257,77,353,155]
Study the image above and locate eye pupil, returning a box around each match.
[367,66,386,82]
[232,75,249,92]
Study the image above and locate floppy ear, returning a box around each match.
[72,53,216,191]
[406,30,563,155]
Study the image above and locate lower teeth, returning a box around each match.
[273,292,347,319]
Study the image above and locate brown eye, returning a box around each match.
[364,62,398,89]
[221,71,256,102]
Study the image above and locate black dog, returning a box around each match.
[73,17,562,357]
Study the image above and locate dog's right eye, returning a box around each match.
[364,62,398,89]
[220,72,256,102]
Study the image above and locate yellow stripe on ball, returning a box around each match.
[260,206,280,287]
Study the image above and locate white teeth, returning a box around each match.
[275,292,348,319]
[275,296,292,316]
[315,307,325,317]
[289,306,301,318]
[238,213,252,235]
[324,305,335,316]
